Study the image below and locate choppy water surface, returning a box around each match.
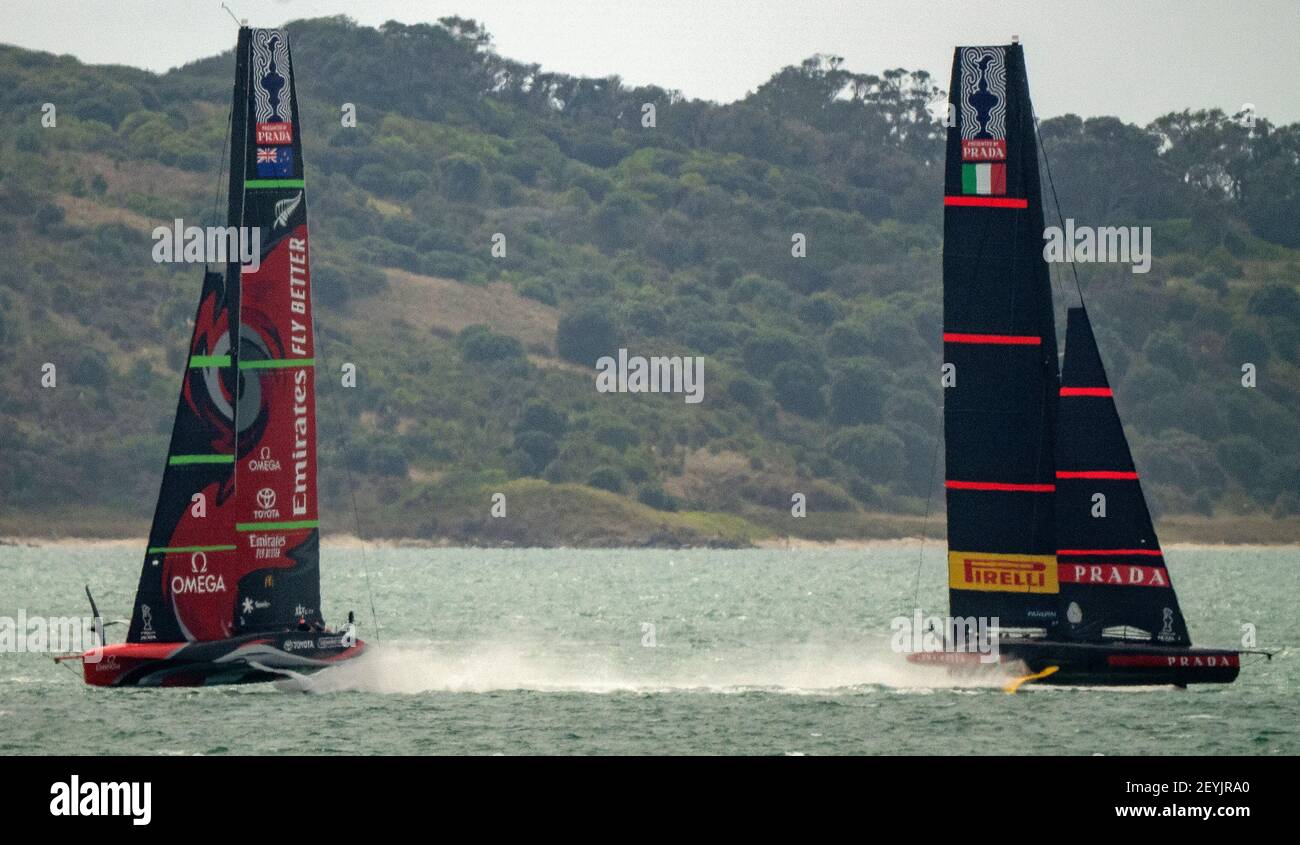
[0,543,1293,754]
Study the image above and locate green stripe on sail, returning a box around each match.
[245,179,305,189]
[168,454,235,466]
[239,357,315,370]
[146,544,237,554]
[961,163,977,195]
[236,519,319,532]
[189,354,231,368]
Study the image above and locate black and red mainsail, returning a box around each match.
[942,44,1061,632]
[128,27,319,646]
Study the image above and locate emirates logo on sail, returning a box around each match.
[948,552,1059,594]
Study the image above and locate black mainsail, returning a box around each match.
[942,44,1060,633]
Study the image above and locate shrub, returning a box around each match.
[587,465,626,493]
[771,361,826,418]
[514,430,559,475]
[517,400,567,437]
[556,306,620,366]
[456,325,524,363]
[637,484,680,511]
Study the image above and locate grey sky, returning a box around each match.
[2,0,1297,125]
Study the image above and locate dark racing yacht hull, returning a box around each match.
[79,630,366,687]
[907,639,1240,686]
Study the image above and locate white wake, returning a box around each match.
[299,639,1009,695]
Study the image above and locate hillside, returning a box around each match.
[1,16,1298,546]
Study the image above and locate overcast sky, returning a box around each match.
[2,0,1297,125]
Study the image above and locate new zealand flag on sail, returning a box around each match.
[256,146,293,177]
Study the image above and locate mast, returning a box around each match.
[942,44,1061,633]
[230,26,322,633]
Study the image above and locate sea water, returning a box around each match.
[0,543,1293,755]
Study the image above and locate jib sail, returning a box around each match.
[128,27,320,642]
[127,267,240,643]
[1054,307,1190,645]
[942,43,1061,632]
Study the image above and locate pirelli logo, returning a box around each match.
[948,551,1059,594]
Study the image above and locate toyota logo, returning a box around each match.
[257,487,276,509]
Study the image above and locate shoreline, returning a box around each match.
[3,534,1297,551]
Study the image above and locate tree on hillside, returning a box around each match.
[556,307,620,366]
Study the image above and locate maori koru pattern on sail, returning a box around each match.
[252,29,292,124]
[957,47,1009,195]
[959,47,1007,141]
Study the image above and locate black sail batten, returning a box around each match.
[1055,307,1190,645]
[942,44,1061,632]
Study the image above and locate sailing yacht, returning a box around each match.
[908,42,1254,687]
[63,25,366,686]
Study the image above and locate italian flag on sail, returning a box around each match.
[962,162,1006,196]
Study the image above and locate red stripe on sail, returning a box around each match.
[1060,386,1113,396]
[945,480,1055,493]
[943,333,1042,346]
[944,196,1029,208]
[1055,471,1139,480]
[1057,548,1164,557]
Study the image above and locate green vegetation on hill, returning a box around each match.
[1,17,1298,545]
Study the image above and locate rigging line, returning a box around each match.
[342,437,381,645]
[1033,111,1086,308]
[910,410,945,611]
[207,100,232,251]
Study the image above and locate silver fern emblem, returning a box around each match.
[273,191,303,228]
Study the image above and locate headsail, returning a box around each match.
[1054,307,1189,645]
[128,268,239,643]
[128,27,320,643]
[942,44,1061,632]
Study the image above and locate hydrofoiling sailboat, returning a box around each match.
[62,25,365,686]
[908,41,1266,688]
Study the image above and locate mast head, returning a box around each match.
[1011,34,1020,44]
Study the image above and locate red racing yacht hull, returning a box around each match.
[79,631,366,687]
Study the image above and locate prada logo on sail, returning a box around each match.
[1059,563,1169,588]
[948,552,1059,593]
[256,122,293,145]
